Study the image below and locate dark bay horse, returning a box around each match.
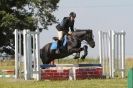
[40,29,95,64]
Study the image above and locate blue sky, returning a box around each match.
[40,0,133,58]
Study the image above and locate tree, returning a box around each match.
[0,0,60,55]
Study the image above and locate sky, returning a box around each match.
[40,0,133,58]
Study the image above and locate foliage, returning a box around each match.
[0,0,60,54]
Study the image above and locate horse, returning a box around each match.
[40,29,95,64]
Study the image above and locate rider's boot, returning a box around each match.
[55,40,62,54]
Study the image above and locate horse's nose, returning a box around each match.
[91,42,95,48]
[92,43,95,48]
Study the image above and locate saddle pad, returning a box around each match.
[50,35,68,50]
[50,41,57,50]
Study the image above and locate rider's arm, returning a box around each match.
[70,20,74,32]
[60,17,68,28]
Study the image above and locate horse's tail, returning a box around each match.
[40,49,43,59]
[40,43,52,64]
[40,45,47,64]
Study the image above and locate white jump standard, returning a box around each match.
[99,30,126,78]
[15,29,40,80]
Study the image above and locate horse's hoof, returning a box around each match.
[81,55,86,60]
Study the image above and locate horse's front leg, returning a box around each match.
[73,45,88,60]
[74,52,80,59]
[81,45,88,60]
[68,48,83,59]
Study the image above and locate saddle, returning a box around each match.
[52,37,59,41]
[52,33,72,41]
[50,35,68,50]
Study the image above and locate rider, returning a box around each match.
[55,12,76,54]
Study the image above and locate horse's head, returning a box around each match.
[74,29,95,48]
[85,30,95,48]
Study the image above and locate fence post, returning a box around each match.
[111,30,115,78]
[15,29,19,79]
[35,29,40,80]
[121,30,125,78]
[23,30,30,80]
[99,31,102,64]
[108,30,112,78]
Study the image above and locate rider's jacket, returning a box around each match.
[56,17,74,32]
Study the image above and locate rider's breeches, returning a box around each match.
[57,31,63,40]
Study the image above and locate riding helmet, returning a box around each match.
[69,12,76,18]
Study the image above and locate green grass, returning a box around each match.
[0,58,132,88]
[0,60,15,75]
[0,78,127,88]
[0,60,14,70]
[54,58,99,64]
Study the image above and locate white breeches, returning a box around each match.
[57,31,63,40]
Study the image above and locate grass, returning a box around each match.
[54,57,99,64]
[0,78,127,88]
[0,60,14,70]
[0,58,132,88]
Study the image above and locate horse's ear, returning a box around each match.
[87,29,92,33]
[90,30,92,33]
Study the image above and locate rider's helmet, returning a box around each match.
[69,12,76,18]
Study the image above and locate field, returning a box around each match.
[0,58,133,88]
[0,78,127,88]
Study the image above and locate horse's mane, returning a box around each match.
[74,29,92,34]
[75,29,92,32]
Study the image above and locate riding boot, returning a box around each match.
[55,40,62,54]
